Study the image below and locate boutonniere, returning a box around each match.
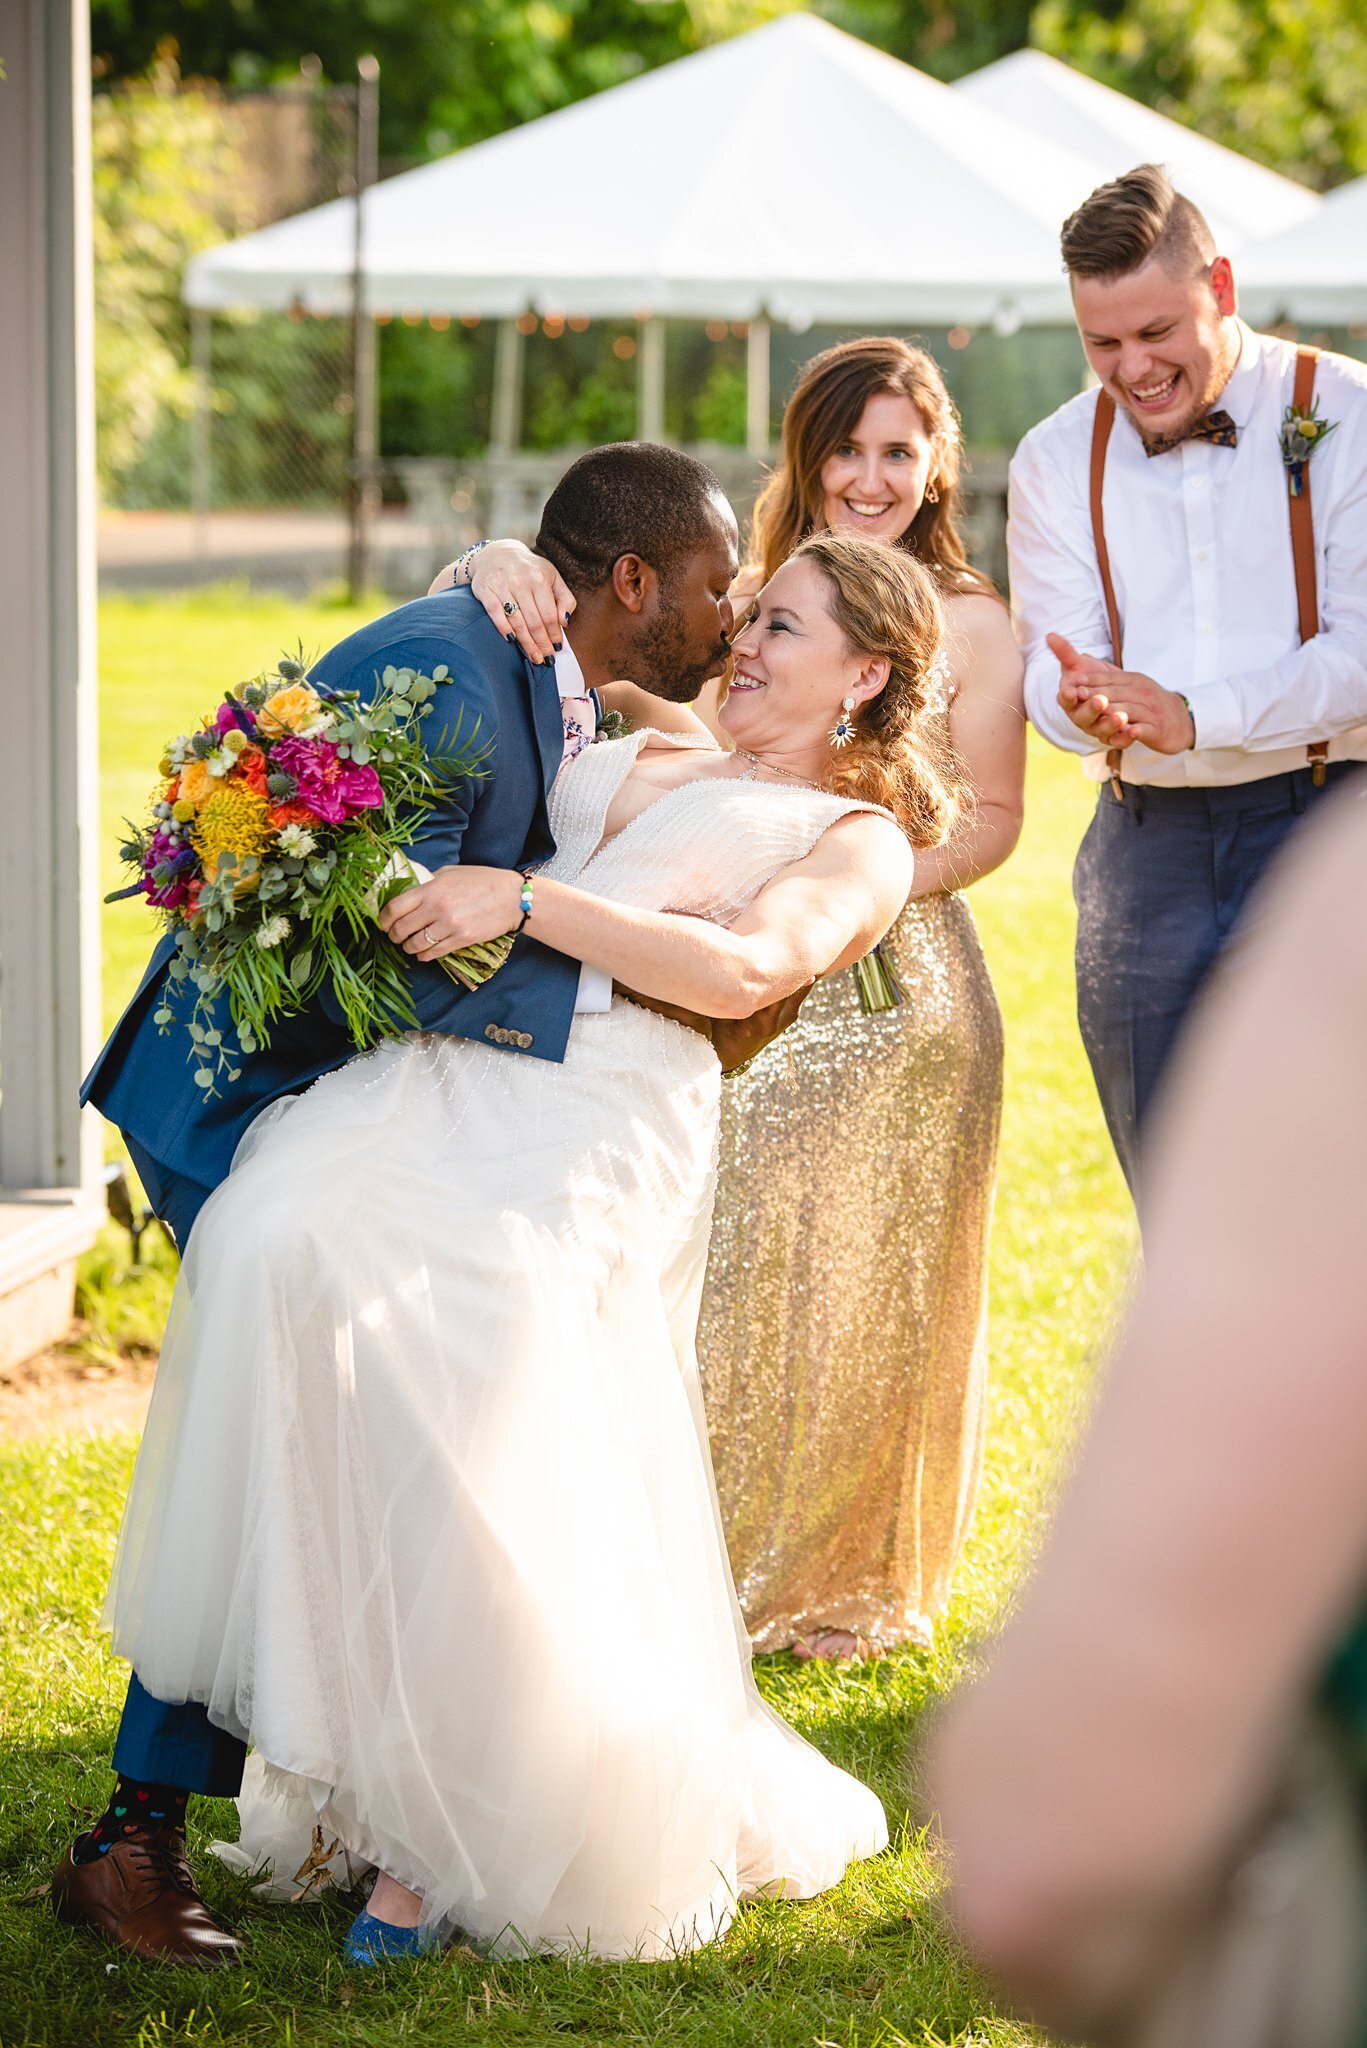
[595,708,629,743]
[1280,396,1338,497]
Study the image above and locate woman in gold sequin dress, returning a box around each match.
[690,339,1025,1659]
[444,340,1024,1660]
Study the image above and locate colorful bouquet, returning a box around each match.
[110,656,509,1094]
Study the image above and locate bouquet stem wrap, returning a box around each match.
[363,853,514,993]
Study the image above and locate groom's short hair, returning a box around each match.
[1061,163,1216,283]
[536,443,730,592]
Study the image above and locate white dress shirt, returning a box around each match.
[554,638,613,1014]
[1009,321,1367,785]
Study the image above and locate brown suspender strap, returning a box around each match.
[1090,390,1123,666]
[1090,352,1328,794]
[1290,345,1329,783]
[1088,391,1125,791]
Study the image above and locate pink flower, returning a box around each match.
[215,697,257,738]
[268,735,384,826]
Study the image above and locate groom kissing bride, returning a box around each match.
[59,440,953,1967]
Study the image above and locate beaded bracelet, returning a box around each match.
[514,868,535,933]
[452,538,491,586]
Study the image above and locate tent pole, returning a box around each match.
[347,55,379,604]
[491,318,525,453]
[190,306,211,566]
[746,316,771,455]
[637,318,665,440]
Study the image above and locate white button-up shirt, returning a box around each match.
[1009,320,1367,786]
[553,638,613,1014]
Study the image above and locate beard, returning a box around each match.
[1120,349,1238,456]
[626,599,730,703]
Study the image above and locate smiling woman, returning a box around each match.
[688,339,1024,1664]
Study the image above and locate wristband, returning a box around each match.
[514,868,535,933]
[1179,692,1197,748]
[453,538,490,586]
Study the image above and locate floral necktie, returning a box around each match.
[559,695,596,766]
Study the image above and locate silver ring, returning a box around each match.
[502,599,520,616]
[422,927,433,946]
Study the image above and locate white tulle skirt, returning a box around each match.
[106,1001,887,1957]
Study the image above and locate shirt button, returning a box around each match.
[1190,476,1204,490]
[1197,548,1210,561]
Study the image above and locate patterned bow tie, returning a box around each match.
[1145,407,1239,456]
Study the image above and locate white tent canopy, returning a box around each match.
[954,49,1319,251]
[186,15,1107,328]
[1237,174,1367,322]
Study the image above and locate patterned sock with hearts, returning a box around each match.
[72,1776,191,1862]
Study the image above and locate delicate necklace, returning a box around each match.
[732,747,829,793]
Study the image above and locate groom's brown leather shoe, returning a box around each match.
[50,1833,241,1966]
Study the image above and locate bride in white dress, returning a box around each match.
[105,533,956,1962]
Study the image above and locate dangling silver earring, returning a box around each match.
[924,480,940,505]
[830,695,857,749]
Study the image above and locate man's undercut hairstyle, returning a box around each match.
[535,442,729,593]
[1061,163,1217,283]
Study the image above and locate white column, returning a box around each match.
[746,315,771,455]
[637,318,666,441]
[490,317,525,453]
[0,0,104,1358]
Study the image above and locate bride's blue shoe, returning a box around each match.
[343,1908,440,1965]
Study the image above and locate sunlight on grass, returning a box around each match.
[0,588,1133,2047]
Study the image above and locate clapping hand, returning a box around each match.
[1048,633,1195,754]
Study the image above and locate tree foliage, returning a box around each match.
[89,1,796,163]
[91,52,246,497]
[1034,0,1367,190]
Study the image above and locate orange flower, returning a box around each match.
[237,748,269,795]
[257,682,324,737]
[270,800,318,830]
[178,758,215,809]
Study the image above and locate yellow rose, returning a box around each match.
[177,758,215,808]
[257,682,324,736]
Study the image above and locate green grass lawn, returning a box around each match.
[0,590,1136,2047]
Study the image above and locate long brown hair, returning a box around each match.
[792,529,959,851]
[750,336,994,597]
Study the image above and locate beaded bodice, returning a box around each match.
[544,730,888,926]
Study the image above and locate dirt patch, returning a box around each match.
[0,1341,156,1442]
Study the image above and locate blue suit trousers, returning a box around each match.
[1074,763,1362,1200]
[112,1139,247,1796]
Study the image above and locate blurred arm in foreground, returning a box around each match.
[929,786,1367,2039]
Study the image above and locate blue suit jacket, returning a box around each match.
[83,587,581,1198]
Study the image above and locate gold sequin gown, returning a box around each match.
[697,781,1003,1653]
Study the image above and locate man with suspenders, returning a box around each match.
[1009,163,1367,1196]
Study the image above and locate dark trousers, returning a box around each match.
[111,1138,247,1797]
[1074,763,1361,1199]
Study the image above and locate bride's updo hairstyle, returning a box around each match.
[795,529,960,850]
